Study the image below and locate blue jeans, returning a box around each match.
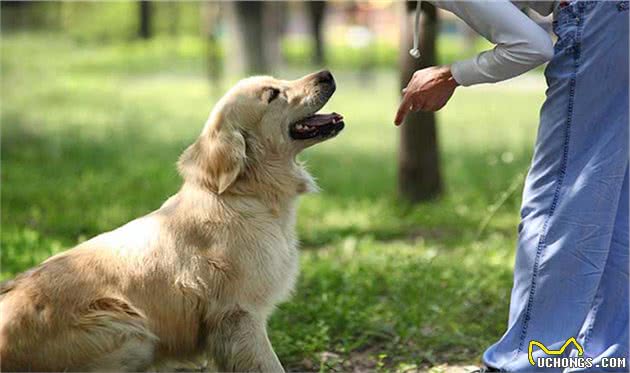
[483,1,629,371]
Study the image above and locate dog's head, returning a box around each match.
[179,70,344,195]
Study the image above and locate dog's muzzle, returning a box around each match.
[289,70,344,141]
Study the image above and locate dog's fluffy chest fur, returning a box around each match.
[164,183,301,312]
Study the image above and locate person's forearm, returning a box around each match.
[431,0,554,86]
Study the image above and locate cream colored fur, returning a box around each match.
[0,71,340,372]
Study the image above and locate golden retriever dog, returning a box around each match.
[0,70,344,372]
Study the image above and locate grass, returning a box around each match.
[1,33,547,371]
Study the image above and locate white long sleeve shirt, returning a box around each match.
[430,1,555,86]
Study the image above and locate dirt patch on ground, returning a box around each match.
[290,348,480,373]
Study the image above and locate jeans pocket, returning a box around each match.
[618,1,629,11]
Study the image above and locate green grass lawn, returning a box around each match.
[1,34,547,371]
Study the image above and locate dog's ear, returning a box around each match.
[206,129,246,194]
[178,115,246,194]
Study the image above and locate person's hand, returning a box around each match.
[394,65,459,126]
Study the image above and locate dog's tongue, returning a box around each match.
[302,113,344,126]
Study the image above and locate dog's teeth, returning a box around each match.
[295,123,317,133]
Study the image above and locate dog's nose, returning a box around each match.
[316,70,335,85]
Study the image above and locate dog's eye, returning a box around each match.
[265,87,281,103]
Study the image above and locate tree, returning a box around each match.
[233,2,269,74]
[232,2,286,75]
[202,2,223,96]
[398,1,441,202]
[307,1,327,66]
[138,0,152,39]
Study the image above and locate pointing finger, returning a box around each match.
[395,95,413,126]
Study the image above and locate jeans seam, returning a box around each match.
[582,293,602,353]
[584,315,595,351]
[513,5,585,359]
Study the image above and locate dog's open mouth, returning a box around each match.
[289,113,345,140]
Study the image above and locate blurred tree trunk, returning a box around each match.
[264,1,288,70]
[138,0,152,39]
[233,2,269,74]
[202,1,223,97]
[307,1,327,66]
[398,1,441,202]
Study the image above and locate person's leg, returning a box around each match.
[568,166,629,372]
[483,2,629,370]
